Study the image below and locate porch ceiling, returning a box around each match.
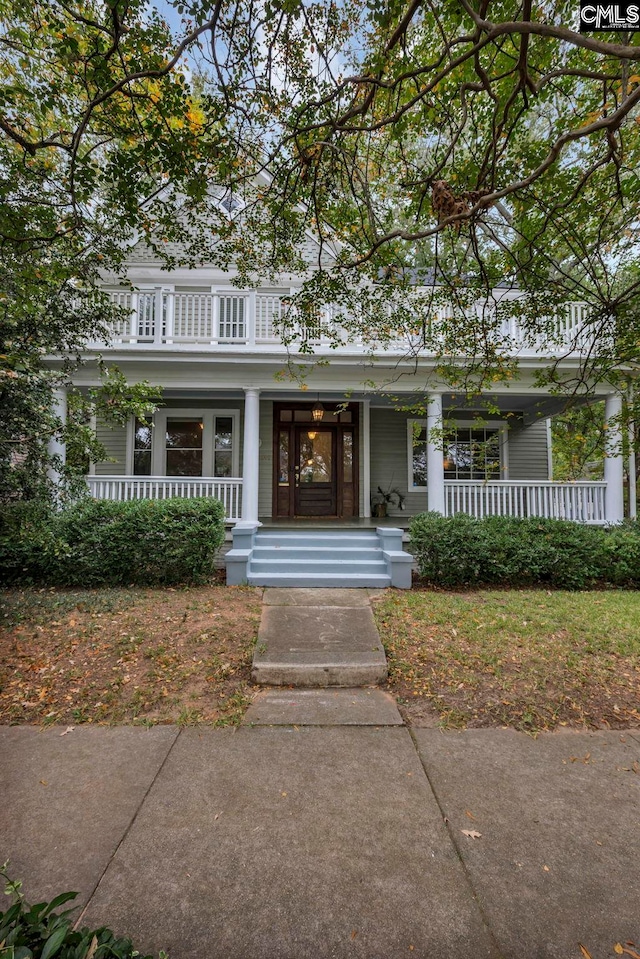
[155,388,598,421]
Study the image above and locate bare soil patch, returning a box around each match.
[0,579,262,726]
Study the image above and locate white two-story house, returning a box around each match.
[51,228,631,588]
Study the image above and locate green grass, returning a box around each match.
[373,589,640,732]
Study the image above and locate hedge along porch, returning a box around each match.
[80,387,625,527]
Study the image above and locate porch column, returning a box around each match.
[426,392,445,515]
[241,387,261,523]
[629,418,637,520]
[362,400,371,518]
[604,393,624,523]
[47,386,67,490]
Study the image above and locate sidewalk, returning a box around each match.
[2,722,639,959]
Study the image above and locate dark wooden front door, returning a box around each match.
[273,403,358,519]
[294,426,336,516]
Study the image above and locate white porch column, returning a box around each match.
[47,387,68,489]
[241,387,261,523]
[426,392,445,515]
[604,393,624,523]
[629,418,637,520]
[362,400,371,518]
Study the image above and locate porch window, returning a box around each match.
[130,409,238,477]
[444,428,501,480]
[214,416,233,477]
[133,419,152,475]
[166,418,204,476]
[409,420,504,488]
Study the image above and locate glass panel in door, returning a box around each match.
[299,430,332,483]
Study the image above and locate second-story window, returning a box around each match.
[166,418,204,476]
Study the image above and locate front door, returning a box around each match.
[273,403,358,519]
[294,426,337,516]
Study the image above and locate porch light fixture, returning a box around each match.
[311,400,324,422]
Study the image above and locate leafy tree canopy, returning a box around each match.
[0,0,234,499]
[182,0,640,396]
[3,0,640,500]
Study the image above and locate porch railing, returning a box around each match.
[96,288,594,358]
[445,480,607,524]
[86,476,243,523]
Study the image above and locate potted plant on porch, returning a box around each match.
[371,484,406,517]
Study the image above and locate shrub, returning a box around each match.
[0,497,225,587]
[601,524,640,587]
[409,513,640,589]
[0,871,167,959]
[0,501,58,586]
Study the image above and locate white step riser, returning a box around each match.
[255,535,378,549]
[252,547,383,561]
[247,573,392,588]
[250,561,387,575]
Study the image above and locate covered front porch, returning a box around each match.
[82,388,628,527]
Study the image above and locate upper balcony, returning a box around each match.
[91,287,599,360]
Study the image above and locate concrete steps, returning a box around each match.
[226,525,413,589]
[250,531,384,582]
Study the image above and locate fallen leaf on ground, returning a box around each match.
[461,829,481,839]
[465,809,477,820]
[578,944,592,959]
[60,726,75,736]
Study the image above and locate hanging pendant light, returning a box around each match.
[311,397,324,422]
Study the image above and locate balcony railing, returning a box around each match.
[86,476,243,523]
[445,480,607,524]
[94,288,596,358]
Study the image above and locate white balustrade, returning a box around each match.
[445,480,607,524]
[97,290,594,357]
[86,476,243,523]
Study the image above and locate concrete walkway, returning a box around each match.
[2,723,639,959]
[252,588,388,687]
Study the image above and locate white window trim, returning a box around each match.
[215,188,244,217]
[407,418,509,490]
[128,408,240,477]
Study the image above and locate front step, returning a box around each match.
[247,572,393,589]
[226,525,412,589]
[252,600,388,687]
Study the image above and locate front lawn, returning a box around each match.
[0,582,262,726]
[373,589,640,732]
